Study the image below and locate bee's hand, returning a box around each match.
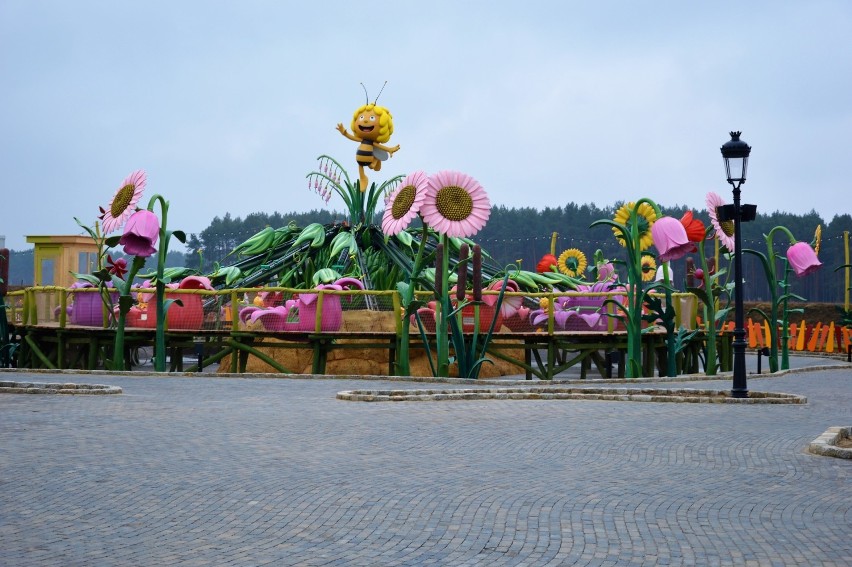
[336,123,347,135]
[389,145,400,155]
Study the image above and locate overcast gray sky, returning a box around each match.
[1,1,850,251]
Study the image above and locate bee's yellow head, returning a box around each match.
[351,103,394,143]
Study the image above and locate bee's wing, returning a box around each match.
[373,147,389,161]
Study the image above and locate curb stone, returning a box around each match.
[0,381,122,395]
[808,426,852,458]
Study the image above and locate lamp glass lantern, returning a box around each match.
[721,131,751,186]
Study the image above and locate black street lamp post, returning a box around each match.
[718,131,756,398]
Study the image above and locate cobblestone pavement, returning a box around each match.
[1,366,850,566]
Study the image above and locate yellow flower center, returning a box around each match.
[391,184,416,220]
[111,184,136,217]
[720,219,735,238]
[435,185,473,221]
[538,297,550,310]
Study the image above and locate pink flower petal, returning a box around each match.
[651,216,694,263]
[531,312,548,326]
[786,242,822,277]
[579,312,602,327]
[179,276,214,290]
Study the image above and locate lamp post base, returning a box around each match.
[731,334,749,398]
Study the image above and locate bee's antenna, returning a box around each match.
[374,81,388,104]
[360,82,369,105]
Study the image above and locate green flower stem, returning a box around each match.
[626,199,658,377]
[590,213,642,377]
[547,292,554,335]
[147,194,171,372]
[780,265,792,369]
[112,256,147,370]
[770,226,797,371]
[436,234,450,377]
[396,224,429,376]
[397,299,413,377]
[626,207,642,377]
[661,262,677,377]
[744,225,797,372]
[353,185,364,223]
[697,233,718,375]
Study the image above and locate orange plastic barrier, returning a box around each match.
[756,321,766,348]
[796,319,807,351]
[705,320,848,354]
[816,325,829,352]
[807,322,822,352]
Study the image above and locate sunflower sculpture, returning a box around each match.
[640,256,657,282]
[613,201,657,250]
[557,248,587,278]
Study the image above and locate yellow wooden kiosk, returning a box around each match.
[26,235,98,287]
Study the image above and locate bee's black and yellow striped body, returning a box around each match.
[356,140,377,168]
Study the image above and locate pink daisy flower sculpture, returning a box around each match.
[705,191,735,252]
[381,170,429,236]
[101,170,147,234]
[421,170,491,238]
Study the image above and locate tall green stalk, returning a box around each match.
[396,223,429,376]
[779,264,794,369]
[698,238,718,374]
[661,262,677,377]
[112,256,146,370]
[743,225,798,372]
[147,195,170,372]
[435,235,451,377]
[591,198,660,377]
[687,227,728,375]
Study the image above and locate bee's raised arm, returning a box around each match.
[336,123,360,142]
